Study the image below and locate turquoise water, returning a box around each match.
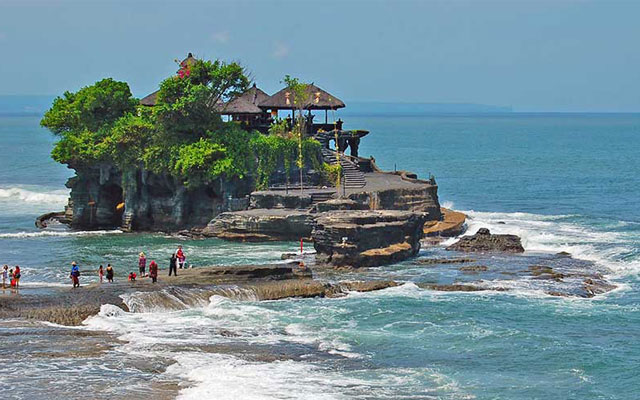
[1,114,640,399]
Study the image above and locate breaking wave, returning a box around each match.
[0,229,123,239]
[0,186,69,206]
[84,292,471,400]
[448,209,640,278]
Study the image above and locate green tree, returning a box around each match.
[41,79,138,166]
[154,58,249,137]
[41,78,137,134]
[282,75,312,193]
[104,113,155,169]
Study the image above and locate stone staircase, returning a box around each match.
[121,211,134,232]
[310,191,335,203]
[321,148,366,189]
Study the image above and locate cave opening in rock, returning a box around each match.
[99,183,124,227]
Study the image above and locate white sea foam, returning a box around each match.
[450,209,640,278]
[0,229,122,239]
[168,353,346,400]
[17,281,70,288]
[0,186,69,206]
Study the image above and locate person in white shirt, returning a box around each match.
[2,265,8,289]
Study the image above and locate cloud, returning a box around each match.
[272,42,289,59]
[211,31,229,44]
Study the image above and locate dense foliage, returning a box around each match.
[41,58,322,190]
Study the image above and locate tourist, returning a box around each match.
[9,268,15,288]
[2,265,8,289]
[175,245,186,269]
[149,260,158,283]
[169,254,177,277]
[13,266,21,288]
[106,264,114,283]
[98,265,104,283]
[70,262,80,288]
[128,272,137,282]
[138,252,147,277]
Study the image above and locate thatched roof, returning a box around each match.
[220,84,270,114]
[220,97,263,114]
[258,83,345,110]
[241,84,270,107]
[140,90,159,107]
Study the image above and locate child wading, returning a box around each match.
[98,265,104,283]
[128,272,137,282]
[70,262,80,288]
[138,252,147,277]
[106,264,114,283]
[149,260,158,283]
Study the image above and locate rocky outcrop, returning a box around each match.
[423,208,466,237]
[64,164,255,231]
[249,191,313,210]
[348,184,441,220]
[55,146,326,232]
[312,210,427,268]
[311,198,368,213]
[157,262,312,282]
[202,209,315,241]
[446,228,525,253]
[35,210,72,228]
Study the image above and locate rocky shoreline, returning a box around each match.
[0,264,399,326]
[1,230,619,328]
[21,206,621,329]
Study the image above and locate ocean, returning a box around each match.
[1,113,639,399]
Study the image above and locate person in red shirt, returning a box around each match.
[149,261,158,283]
[13,265,21,288]
[175,245,186,269]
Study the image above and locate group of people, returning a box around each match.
[2,265,21,289]
[69,245,188,288]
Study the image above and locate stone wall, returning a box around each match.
[348,185,441,221]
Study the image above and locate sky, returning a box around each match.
[1,0,639,112]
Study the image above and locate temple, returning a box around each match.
[140,53,373,188]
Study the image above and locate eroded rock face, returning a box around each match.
[249,191,313,210]
[312,210,427,268]
[65,164,254,231]
[311,199,368,213]
[348,185,441,220]
[446,228,525,253]
[202,209,315,241]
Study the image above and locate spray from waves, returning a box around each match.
[441,200,455,209]
[86,294,470,400]
[0,229,123,239]
[0,186,69,206]
[448,209,640,278]
[121,286,259,313]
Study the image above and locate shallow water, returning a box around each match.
[1,113,639,399]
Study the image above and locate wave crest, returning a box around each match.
[0,229,123,239]
[0,186,69,205]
